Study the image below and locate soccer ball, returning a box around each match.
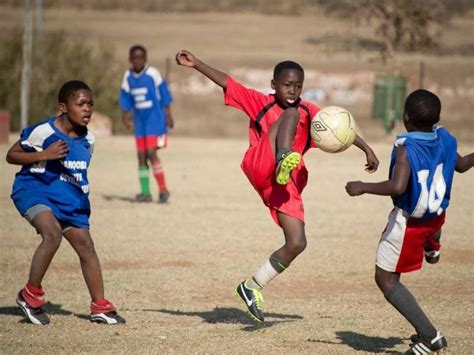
[310,106,356,153]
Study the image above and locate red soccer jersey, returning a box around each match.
[224,76,320,225]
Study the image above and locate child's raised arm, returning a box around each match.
[6,139,69,165]
[455,152,474,173]
[176,50,228,89]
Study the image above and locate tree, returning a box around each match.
[362,0,446,61]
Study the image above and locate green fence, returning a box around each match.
[371,76,407,133]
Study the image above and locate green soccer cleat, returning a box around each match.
[235,280,264,322]
[275,151,301,185]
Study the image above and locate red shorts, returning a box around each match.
[135,134,168,152]
[376,207,445,273]
[240,134,308,227]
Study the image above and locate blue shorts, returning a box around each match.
[12,189,90,229]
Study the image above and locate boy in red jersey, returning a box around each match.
[176,50,379,322]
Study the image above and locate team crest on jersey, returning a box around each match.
[312,121,327,131]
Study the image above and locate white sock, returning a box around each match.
[250,260,280,289]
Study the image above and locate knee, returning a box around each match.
[374,268,398,294]
[283,107,299,121]
[76,238,97,259]
[286,236,307,255]
[146,149,156,161]
[41,229,63,249]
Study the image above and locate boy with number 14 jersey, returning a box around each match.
[346,89,474,354]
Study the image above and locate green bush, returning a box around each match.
[0,29,121,132]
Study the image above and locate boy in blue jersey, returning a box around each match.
[346,89,474,354]
[120,44,174,203]
[6,80,125,326]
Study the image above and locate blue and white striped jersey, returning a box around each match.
[390,127,457,220]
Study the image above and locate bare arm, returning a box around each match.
[121,109,133,130]
[6,139,69,165]
[176,50,228,89]
[455,152,474,173]
[352,134,379,173]
[165,106,174,129]
[346,145,410,196]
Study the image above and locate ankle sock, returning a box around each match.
[22,283,45,308]
[91,299,116,314]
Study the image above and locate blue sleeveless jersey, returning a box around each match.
[390,127,457,220]
[11,116,95,228]
[119,65,172,136]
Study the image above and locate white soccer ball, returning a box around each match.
[310,106,357,153]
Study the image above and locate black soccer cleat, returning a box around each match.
[158,191,170,204]
[235,280,264,322]
[135,193,152,203]
[406,331,447,354]
[16,291,50,325]
[90,311,126,325]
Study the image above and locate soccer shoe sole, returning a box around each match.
[276,152,301,185]
[233,288,264,323]
[16,293,50,325]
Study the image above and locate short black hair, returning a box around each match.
[404,89,441,127]
[129,44,147,57]
[58,80,91,103]
[273,61,304,79]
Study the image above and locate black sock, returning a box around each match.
[276,148,291,162]
[384,283,437,342]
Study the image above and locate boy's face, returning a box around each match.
[271,69,304,107]
[130,49,147,73]
[59,89,94,127]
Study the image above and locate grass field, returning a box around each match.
[1,135,473,353]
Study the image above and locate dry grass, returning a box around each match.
[0,135,473,353]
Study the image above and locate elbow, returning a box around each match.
[391,184,406,196]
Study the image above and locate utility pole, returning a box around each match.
[35,0,43,51]
[21,0,33,129]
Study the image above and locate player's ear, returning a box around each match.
[58,102,67,114]
[271,79,276,90]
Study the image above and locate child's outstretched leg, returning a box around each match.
[63,228,125,325]
[375,266,447,353]
[236,213,306,322]
[269,107,301,185]
[16,210,63,325]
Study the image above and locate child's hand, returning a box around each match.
[176,50,197,68]
[365,150,379,173]
[43,140,69,160]
[167,114,174,129]
[345,181,364,196]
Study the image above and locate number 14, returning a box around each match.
[412,164,446,218]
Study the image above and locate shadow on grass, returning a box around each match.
[147,307,303,332]
[308,331,404,353]
[0,301,74,323]
[102,194,139,203]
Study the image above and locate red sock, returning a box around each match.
[22,283,45,308]
[152,160,167,192]
[91,299,116,314]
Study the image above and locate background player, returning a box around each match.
[6,80,125,325]
[176,49,379,322]
[120,44,174,203]
[346,89,474,354]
